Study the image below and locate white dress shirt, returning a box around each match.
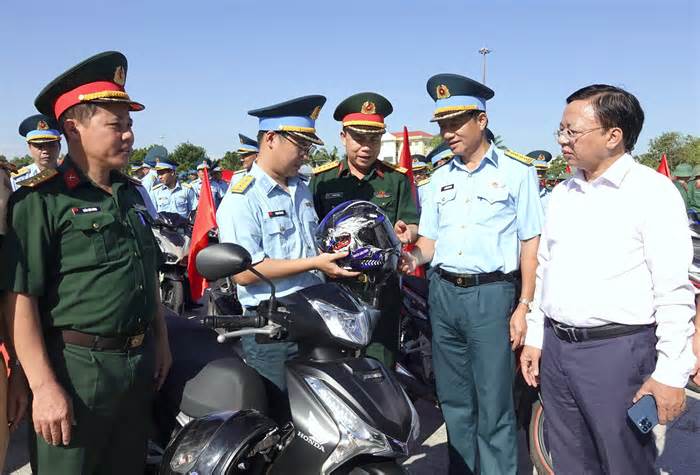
[525,153,696,388]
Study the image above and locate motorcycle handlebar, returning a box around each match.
[196,315,266,330]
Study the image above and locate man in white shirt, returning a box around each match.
[520,84,695,474]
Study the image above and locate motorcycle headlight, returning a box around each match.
[305,376,394,474]
[168,413,225,473]
[310,299,373,347]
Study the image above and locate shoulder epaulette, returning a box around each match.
[182,182,192,189]
[313,161,339,175]
[417,177,431,187]
[17,168,58,187]
[11,166,30,178]
[233,169,246,175]
[504,149,534,166]
[380,161,408,174]
[230,175,254,194]
[152,183,165,191]
[118,171,142,186]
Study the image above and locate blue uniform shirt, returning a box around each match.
[149,181,197,218]
[216,162,323,308]
[10,163,41,191]
[191,177,227,208]
[140,169,158,191]
[419,145,544,274]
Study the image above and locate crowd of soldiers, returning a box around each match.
[0,49,697,475]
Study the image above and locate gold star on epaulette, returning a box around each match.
[313,161,339,175]
[230,175,254,194]
[11,166,30,178]
[504,149,534,166]
[17,168,58,187]
[380,161,408,174]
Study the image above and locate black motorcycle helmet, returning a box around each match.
[315,200,401,278]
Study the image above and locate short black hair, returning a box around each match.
[59,103,98,128]
[256,130,268,145]
[566,84,644,152]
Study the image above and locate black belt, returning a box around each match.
[435,267,520,288]
[61,329,147,351]
[547,319,654,343]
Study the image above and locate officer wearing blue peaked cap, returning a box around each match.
[402,73,544,474]
[12,114,62,190]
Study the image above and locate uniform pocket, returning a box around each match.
[476,186,509,204]
[70,213,116,263]
[436,187,457,206]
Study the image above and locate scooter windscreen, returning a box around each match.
[279,283,381,348]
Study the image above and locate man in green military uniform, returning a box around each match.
[1,51,171,474]
[310,92,419,368]
[672,162,695,210]
[689,164,700,212]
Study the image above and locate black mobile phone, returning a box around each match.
[627,394,659,434]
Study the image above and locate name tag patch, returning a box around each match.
[324,192,344,199]
[441,184,454,192]
[71,206,100,215]
[268,210,287,218]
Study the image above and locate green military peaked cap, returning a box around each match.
[334,92,393,134]
[674,163,694,178]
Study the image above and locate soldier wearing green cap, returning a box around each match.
[672,162,695,209]
[688,164,700,212]
[0,51,171,474]
[310,92,419,368]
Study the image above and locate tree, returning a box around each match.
[130,144,160,166]
[428,134,443,149]
[309,146,341,167]
[635,132,700,170]
[11,155,33,167]
[170,142,208,173]
[547,155,567,177]
[219,150,242,170]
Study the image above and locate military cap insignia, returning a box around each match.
[17,168,58,187]
[313,161,340,175]
[37,120,49,130]
[436,84,451,99]
[310,106,321,120]
[504,149,534,166]
[361,101,376,115]
[230,175,254,194]
[114,65,126,86]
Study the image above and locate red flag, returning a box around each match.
[187,168,218,301]
[398,127,425,278]
[657,153,671,178]
[565,165,572,174]
[221,169,234,184]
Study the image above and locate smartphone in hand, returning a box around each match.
[627,395,659,434]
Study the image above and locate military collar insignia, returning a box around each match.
[64,168,81,189]
[374,190,391,199]
[436,84,450,99]
[114,65,126,86]
[361,101,376,115]
[37,120,49,130]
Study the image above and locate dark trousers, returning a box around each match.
[429,273,518,475]
[364,274,401,369]
[31,339,155,475]
[540,322,658,475]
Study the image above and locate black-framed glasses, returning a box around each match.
[554,127,605,144]
[280,133,317,156]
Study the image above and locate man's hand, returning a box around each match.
[32,380,74,446]
[154,333,173,391]
[394,220,416,244]
[314,253,361,279]
[634,377,686,425]
[520,345,541,388]
[692,329,700,386]
[7,368,29,432]
[398,251,417,274]
[509,305,528,350]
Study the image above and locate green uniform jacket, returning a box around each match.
[0,156,161,337]
[309,158,419,226]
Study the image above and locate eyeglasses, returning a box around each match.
[554,127,605,144]
[281,133,317,156]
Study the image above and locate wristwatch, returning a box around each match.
[518,297,533,311]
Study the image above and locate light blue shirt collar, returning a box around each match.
[250,162,301,196]
[450,143,499,173]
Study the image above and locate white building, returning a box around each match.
[379,130,435,164]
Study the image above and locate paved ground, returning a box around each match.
[6,389,700,474]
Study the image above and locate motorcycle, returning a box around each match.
[154,243,420,474]
[152,211,192,315]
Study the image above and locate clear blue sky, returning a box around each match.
[1,0,698,160]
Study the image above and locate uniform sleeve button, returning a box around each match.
[92,223,99,229]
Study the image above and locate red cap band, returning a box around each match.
[54,81,125,119]
[342,113,385,127]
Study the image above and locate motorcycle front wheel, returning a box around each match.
[529,400,554,475]
[161,279,184,315]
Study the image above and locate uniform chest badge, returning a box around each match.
[374,190,392,199]
[71,206,100,215]
[441,184,454,192]
[490,181,504,188]
[324,192,343,199]
[268,210,287,218]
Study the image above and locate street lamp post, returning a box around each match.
[478,47,492,84]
